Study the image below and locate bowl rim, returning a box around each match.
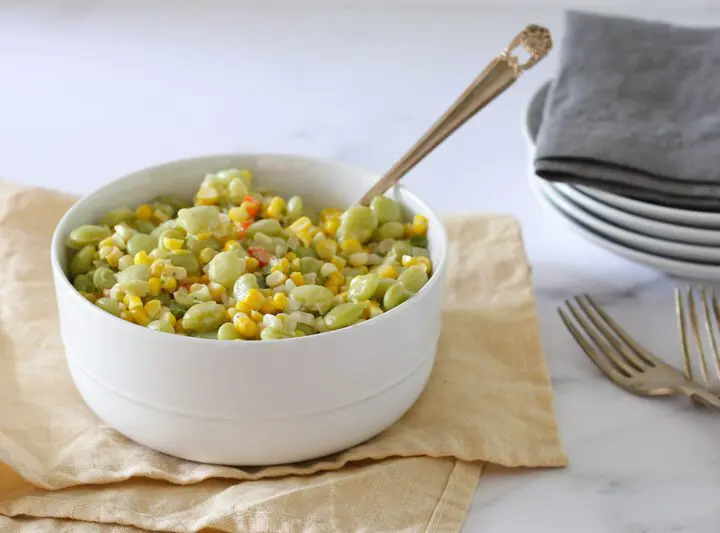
[50,152,449,347]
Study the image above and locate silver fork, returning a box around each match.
[675,286,720,396]
[558,294,720,410]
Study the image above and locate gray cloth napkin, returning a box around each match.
[534,11,720,210]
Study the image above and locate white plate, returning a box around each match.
[537,179,720,263]
[552,183,720,246]
[524,80,720,229]
[529,176,720,281]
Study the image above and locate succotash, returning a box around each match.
[65,169,432,340]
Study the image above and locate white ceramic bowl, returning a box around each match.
[50,154,448,466]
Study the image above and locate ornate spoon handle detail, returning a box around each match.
[359,25,552,206]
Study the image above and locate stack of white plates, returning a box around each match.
[524,81,720,280]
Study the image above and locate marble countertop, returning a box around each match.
[3,2,720,531]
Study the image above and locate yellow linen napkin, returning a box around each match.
[0,181,566,532]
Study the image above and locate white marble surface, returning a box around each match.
[3,2,720,531]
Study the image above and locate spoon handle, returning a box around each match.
[359,24,552,206]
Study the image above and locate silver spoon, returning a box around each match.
[359,24,552,206]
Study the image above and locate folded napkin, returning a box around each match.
[0,180,567,532]
[535,11,720,209]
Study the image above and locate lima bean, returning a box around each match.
[218,322,240,340]
[181,302,227,332]
[126,234,158,255]
[348,273,379,302]
[117,264,151,284]
[337,205,378,243]
[397,265,429,293]
[370,196,403,224]
[95,297,121,317]
[290,285,334,313]
[148,320,174,334]
[324,303,364,330]
[69,245,96,276]
[207,251,246,288]
[67,225,111,249]
[383,283,412,311]
[93,267,117,290]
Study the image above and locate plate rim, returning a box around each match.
[528,175,720,280]
[523,79,720,228]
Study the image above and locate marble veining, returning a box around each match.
[3,2,720,531]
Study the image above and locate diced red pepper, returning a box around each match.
[243,195,261,218]
[247,247,274,267]
[236,220,253,238]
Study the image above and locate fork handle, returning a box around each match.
[678,384,720,411]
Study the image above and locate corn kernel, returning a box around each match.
[242,288,265,311]
[223,239,241,252]
[289,216,312,234]
[165,313,177,327]
[315,238,337,260]
[377,265,398,279]
[106,247,123,268]
[271,257,290,274]
[199,247,218,265]
[161,277,178,291]
[250,310,263,322]
[233,313,259,339]
[326,285,340,295]
[120,311,134,322]
[265,196,286,219]
[289,271,305,286]
[235,302,253,316]
[80,292,97,303]
[195,186,219,206]
[208,282,225,301]
[322,217,340,236]
[296,229,313,247]
[340,239,363,254]
[134,250,153,266]
[260,296,277,314]
[320,208,343,220]
[150,259,168,277]
[226,307,237,320]
[273,292,288,311]
[245,257,260,273]
[290,257,301,272]
[175,321,185,334]
[131,309,150,326]
[163,237,184,251]
[285,251,297,262]
[124,294,143,311]
[195,232,213,241]
[365,301,384,319]
[144,299,162,319]
[325,271,345,287]
[228,206,249,223]
[135,204,153,220]
[401,255,432,273]
[411,214,428,236]
[330,256,347,270]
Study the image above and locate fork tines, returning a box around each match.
[675,286,720,390]
[557,294,659,388]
